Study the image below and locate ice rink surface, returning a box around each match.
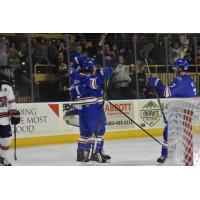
[8,137,162,166]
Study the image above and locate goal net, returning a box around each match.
[167,98,200,166]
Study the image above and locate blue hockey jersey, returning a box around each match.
[156,74,196,98]
[70,67,113,104]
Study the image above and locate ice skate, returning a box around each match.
[91,152,107,163]
[76,149,90,162]
[157,155,167,164]
[100,150,111,161]
[0,157,12,166]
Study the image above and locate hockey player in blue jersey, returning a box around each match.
[71,56,90,71]
[70,56,89,84]
[70,58,113,163]
[147,58,197,163]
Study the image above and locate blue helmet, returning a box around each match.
[174,58,189,71]
[82,59,96,71]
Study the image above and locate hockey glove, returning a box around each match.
[10,110,20,125]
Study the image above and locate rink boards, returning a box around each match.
[10,99,170,147]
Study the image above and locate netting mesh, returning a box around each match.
[167,98,200,166]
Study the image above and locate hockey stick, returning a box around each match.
[106,99,166,147]
[145,59,167,124]
[14,124,17,161]
[67,98,166,147]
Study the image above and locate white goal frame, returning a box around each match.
[167,98,200,166]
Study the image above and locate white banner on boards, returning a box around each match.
[104,100,135,130]
[15,99,170,138]
[15,103,61,137]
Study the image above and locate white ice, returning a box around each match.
[8,137,162,166]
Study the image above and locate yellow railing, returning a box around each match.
[16,64,200,103]
[150,73,200,86]
[33,64,57,101]
[146,64,200,72]
[33,64,57,82]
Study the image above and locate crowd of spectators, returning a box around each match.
[0,33,199,102]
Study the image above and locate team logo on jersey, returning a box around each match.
[140,101,161,126]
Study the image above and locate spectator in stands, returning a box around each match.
[96,42,115,67]
[55,51,70,101]
[109,55,131,99]
[0,37,9,66]
[32,37,51,65]
[8,40,30,99]
[83,40,97,58]
[125,46,134,65]
[150,40,165,65]
[46,39,58,64]
[58,40,66,52]
[197,47,200,65]
[169,42,180,65]
[135,34,147,61]
[8,43,21,80]
[110,43,119,66]
[68,35,76,52]
[114,33,128,51]
[181,39,189,57]
[96,34,107,66]
[128,61,147,99]
[184,44,194,66]
[169,40,189,65]
[18,41,28,63]
[56,40,69,64]
[143,41,154,64]
[80,38,87,53]
[118,47,126,57]
[104,43,116,67]
[8,43,19,62]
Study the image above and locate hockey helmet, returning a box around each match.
[82,59,96,71]
[174,58,189,71]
